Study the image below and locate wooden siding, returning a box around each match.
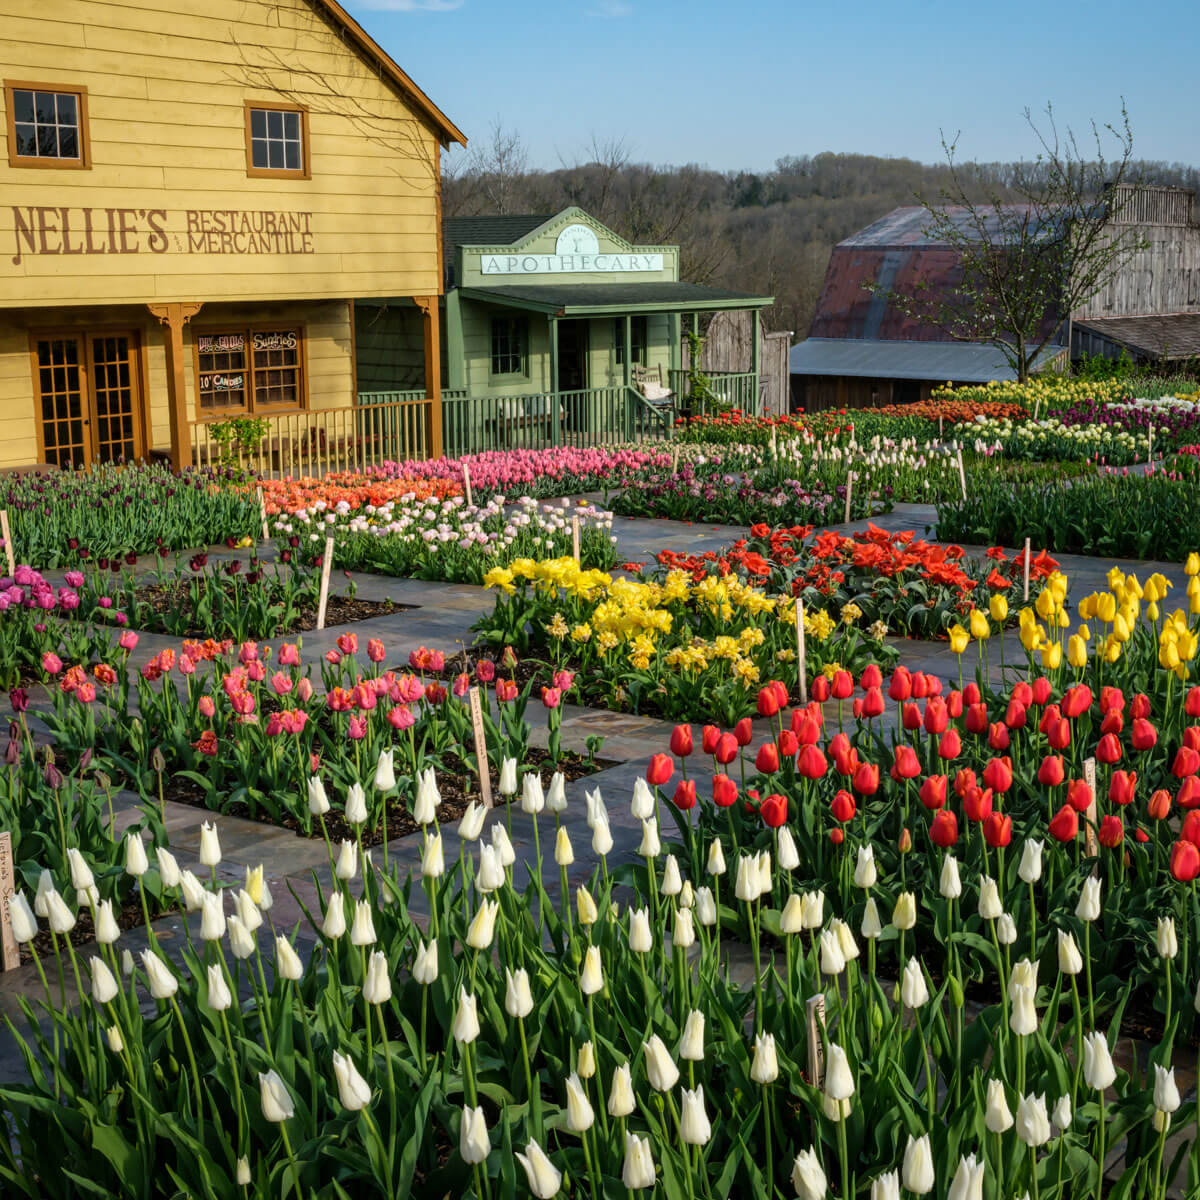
[0,0,444,308]
[1073,222,1200,320]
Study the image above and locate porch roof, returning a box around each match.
[458,282,773,316]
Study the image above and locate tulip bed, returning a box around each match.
[272,495,620,583]
[2,463,260,568]
[476,556,893,725]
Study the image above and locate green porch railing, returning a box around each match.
[667,370,761,416]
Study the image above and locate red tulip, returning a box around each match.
[1109,769,1137,807]
[1178,776,1200,809]
[775,729,797,757]
[1186,687,1200,718]
[811,675,831,702]
[701,725,721,755]
[827,731,850,759]
[760,792,788,828]
[1039,703,1062,736]
[1099,709,1124,736]
[1170,840,1200,882]
[1098,815,1124,848]
[862,687,886,718]
[923,697,949,735]
[1094,733,1121,764]
[1011,681,1034,708]
[926,674,944,697]
[793,713,822,746]
[1182,811,1200,847]
[919,774,948,810]
[963,681,982,705]
[964,703,989,735]
[1100,686,1124,714]
[1067,779,1093,813]
[831,670,854,700]
[1047,718,1071,751]
[712,774,738,808]
[672,779,697,810]
[892,744,921,780]
[1037,755,1065,787]
[982,756,1013,794]
[670,724,694,758]
[911,672,930,700]
[930,809,958,847]
[954,768,977,798]
[898,827,913,853]
[852,699,865,720]
[860,664,883,690]
[831,789,856,823]
[734,718,753,747]
[902,703,922,731]
[1062,684,1093,718]
[1030,676,1053,706]
[830,827,845,845]
[888,667,912,701]
[715,733,739,765]
[771,679,789,710]
[983,811,1012,848]
[646,754,673,785]
[1130,719,1158,752]
[1048,804,1079,842]
[756,687,780,718]
[755,743,780,774]
[947,690,964,718]
[963,786,994,823]
[1172,746,1200,778]
[1005,699,1028,730]
[1186,726,1200,753]
[1148,788,1172,821]
[852,762,880,796]
[988,722,1011,751]
[797,744,828,780]
[938,729,962,760]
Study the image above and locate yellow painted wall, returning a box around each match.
[0,0,446,307]
[0,298,353,467]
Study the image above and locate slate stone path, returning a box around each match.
[2,498,1195,1192]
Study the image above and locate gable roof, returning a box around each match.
[789,337,1068,382]
[306,0,466,146]
[444,215,556,254]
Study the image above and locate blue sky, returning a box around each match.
[348,0,1200,172]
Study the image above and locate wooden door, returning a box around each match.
[34,332,141,468]
[556,320,589,392]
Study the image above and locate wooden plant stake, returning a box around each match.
[795,597,808,704]
[468,687,493,808]
[462,462,474,508]
[571,516,581,565]
[1083,757,1099,858]
[843,471,855,525]
[938,414,944,439]
[806,994,827,1088]
[316,536,334,631]
[0,511,13,577]
[770,424,778,462]
[0,832,17,970]
[1022,537,1032,602]
[956,446,967,501]
[671,445,679,474]
[255,487,270,542]
[1148,424,1154,465]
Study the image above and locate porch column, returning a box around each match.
[415,296,443,459]
[548,317,559,446]
[622,315,632,389]
[147,302,203,472]
[751,307,761,414]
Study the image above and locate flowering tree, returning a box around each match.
[876,102,1146,382]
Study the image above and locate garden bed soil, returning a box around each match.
[160,747,613,846]
[110,581,412,638]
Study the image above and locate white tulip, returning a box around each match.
[227,915,256,960]
[106,1024,125,1054]
[45,888,76,934]
[1153,1064,1180,1113]
[939,855,961,900]
[373,749,396,792]
[892,892,916,930]
[985,1079,1013,1131]
[565,1072,594,1132]
[275,937,303,982]
[412,940,439,985]
[344,783,369,826]
[199,822,221,868]
[750,1032,779,1084]
[1075,875,1102,922]
[8,892,37,944]
[622,1130,656,1189]
[694,886,717,927]
[460,1105,490,1164]
[901,957,929,1009]
[546,771,567,813]
[94,898,120,945]
[978,876,1002,920]
[870,1170,900,1200]
[1082,1031,1116,1090]
[458,802,486,842]
[554,827,574,867]
[206,963,232,1011]
[631,778,655,820]
[585,787,606,829]
[1015,1093,1051,1147]
[854,845,877,888]
[89,956,119,1004]
[421,831,445,879]
[819,930,846,976]
[946,1154,984,1200]
[777,826,800,871]
[322,892,346,939]
[861,897,883,939]
[155,847,182,889]
[140,949,178,999]
[505,967,533,1019]
[362,951,392,1005]
[706,838,726,877]
[756,851,772,897]
[498,757,518,796]
[200,892,226,942]
[1053,1094,1072,1132]
[307,776,330,816]
[824,1043,855,1102]
[735,855,760,902]
[179,870,206,912]
[466,899,499,950]
[637,820,660,859]
[124,833,149,878]
[335,839,358,882]
[661,855,682,896]
[332,1050,372,1112]
[607,1062,635,1117]
[1009,983,1038,1037]
[576,886,598,926]
[452,987,480,1044]
[491,824,515,867]
[997,912,1018,945]
[1057,929,1083,975]
[67,847,95,892]
[902,1133,935,1195]
[591,817,614,857]
[516,1139,561,1199]
[679,1009,705,1061]
[580,945,604,995]
[1156,916,1178,960]
[643,1034,680,1091]
[350,900,377,947]
[521,773,545,815]
[34,869,54,917]
[1018,839,1043,884]
[258,1070,294,1123]
[791,1148,827,1200]
[680,1085,712,1145]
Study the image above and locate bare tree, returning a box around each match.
[875,102,1147,381]
[466,120,530,215]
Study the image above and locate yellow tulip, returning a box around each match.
[1076,623,1090,642]
[1020,621,1046,652]
[1096,593,1117,622]
[969,609,991,640]
[1147,602,1160,622]
[1041,642,1063,669]
[1035,590,1056,620]
[1113,613,1132,643]
[1107,566,1125,591]
[1103,635,1122,663]
[948,625,970,655]
[1076,595,1095,621]
[989,594,1008,622]
[1067,635,1087,669]
[1124,575,1144,601]
[1186,552,1200,577]
[1160,640,1181,670]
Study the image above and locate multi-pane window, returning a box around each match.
[6,82,88,167]
[246,105,308,176]
[196,329,303,413]
[614,316,648,366]
[490,316,528,377]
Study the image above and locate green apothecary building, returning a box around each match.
[355,207,773,458]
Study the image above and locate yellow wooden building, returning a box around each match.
[0,0,462,471]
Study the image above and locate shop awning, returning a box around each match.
[458,282,773,316]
